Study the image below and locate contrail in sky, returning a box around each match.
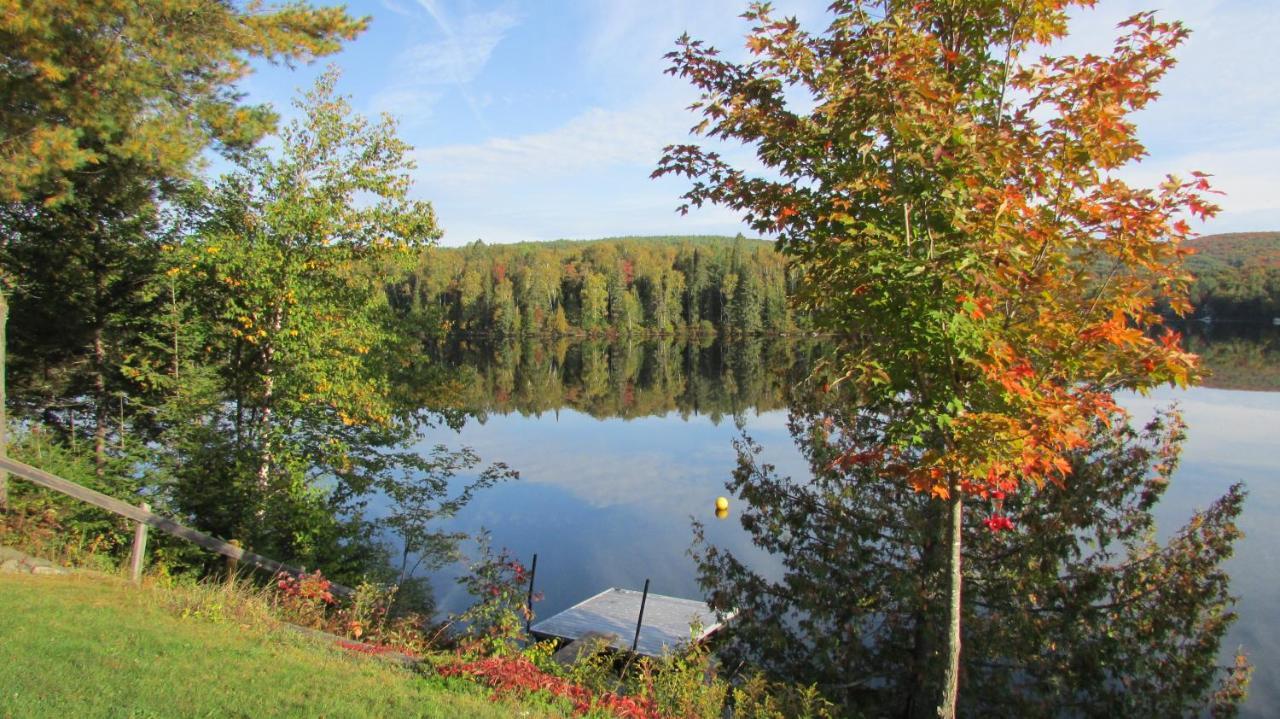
[413,0,492,131]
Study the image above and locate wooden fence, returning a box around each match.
[0,456,352,597]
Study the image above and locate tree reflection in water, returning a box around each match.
[692,382,1250,717]
[426,327,1280,421]
[427,335,822,422]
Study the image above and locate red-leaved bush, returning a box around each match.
[439,655,662,719]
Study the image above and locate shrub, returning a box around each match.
[453,533,538,656]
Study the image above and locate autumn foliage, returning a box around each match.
[657,1,1222,715]
[656,0,1214,513]
[440,656,661,718]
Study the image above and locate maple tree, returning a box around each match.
[694,390,1249,715]
[656,2,1219,715]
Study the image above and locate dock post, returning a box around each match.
[525,553,538,632]
[631,578,650,652]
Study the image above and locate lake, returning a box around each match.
[401,325,1280,716]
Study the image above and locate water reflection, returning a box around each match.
[427,335,825,420]
[1182,322,1280,391]
[695,390,1247,716]
[426,328,1280,414]
[403,327,1278,716]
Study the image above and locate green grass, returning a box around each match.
[0,573,564,719]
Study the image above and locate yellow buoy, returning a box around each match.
[715,496,729,511]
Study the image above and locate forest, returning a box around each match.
[391,231,1280,340]
[391,235,801,337]
[1186,232,1280,320]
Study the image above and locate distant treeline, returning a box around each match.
[388,235,803,337]
[387,232,1280,338]
[1186,232,1280,321]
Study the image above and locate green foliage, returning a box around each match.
[1185,233,1280,320]
[401,235,801,337]
[0,0,386,588]
[453,533,537,657]
[0,0,365,206]
[506,626,837,719]
[0,426,143,567]
[153,70,457,571]
[624,639,727,718]
[1,0,366,484]
[730,673,838,719]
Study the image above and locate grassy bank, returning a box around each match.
[0,572,562,718]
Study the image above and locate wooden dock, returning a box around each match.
[529,587,727,659]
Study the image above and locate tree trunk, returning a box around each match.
[170,278,180,382]
[93,324,108,478]
[92,234,107,478]
[255,365,274,522]
[938,489,964,718]
[0,291,8,511]
[254,309,282,524]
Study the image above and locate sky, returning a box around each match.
[240,0,1280,246]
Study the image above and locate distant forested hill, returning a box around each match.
[389,235,802,337]
[1186,232,1280,320]
[387,231,1280,338]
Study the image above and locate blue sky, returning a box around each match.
[242,0,1280,245]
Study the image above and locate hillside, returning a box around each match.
[1187,232,1280,269]
[1184,232,1280,320]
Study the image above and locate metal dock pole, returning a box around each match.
[525,553,538,632]
[631,578,650,652]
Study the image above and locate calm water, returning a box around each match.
[400,327,1280,716]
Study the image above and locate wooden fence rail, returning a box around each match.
[0,456,352,597]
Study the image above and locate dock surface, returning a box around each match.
[530,588,723,658]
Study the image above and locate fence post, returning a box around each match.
[226,539,240,581]
[129,501,149,583]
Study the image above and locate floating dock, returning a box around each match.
[529,587,726,658]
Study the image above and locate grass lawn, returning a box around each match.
[0,572,563,718]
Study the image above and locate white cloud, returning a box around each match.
[370,4,518,125]
[369,87,443,122]
[403,0,1278,244]
[379,0,414,18]
[580,0,831,80]
[407,97,759,245]
[402,6,518,84]
[1114,145,1280,233]
[413,103,684,187]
